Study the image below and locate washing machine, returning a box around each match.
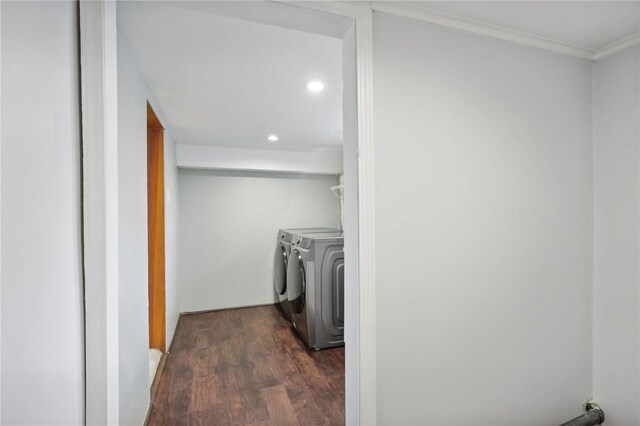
[286,231,344,350]
[273,228,338,320]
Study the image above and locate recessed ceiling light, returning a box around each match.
[268,135,279,142]
[306,80,324,93]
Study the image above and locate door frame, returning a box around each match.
[79,1,120,424]
[79,1,376,424]
[147,104,166,352]
[0,2,4,421]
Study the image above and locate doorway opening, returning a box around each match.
[80,1,372,424]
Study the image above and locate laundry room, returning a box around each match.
[115,1,354,424]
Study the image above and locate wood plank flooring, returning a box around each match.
[147,305,345,425]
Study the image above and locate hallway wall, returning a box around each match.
[117,32,181,425]
[372,12,594,425]
[1,1,84,424]
[117,33,151,426]
[164,133,180,348]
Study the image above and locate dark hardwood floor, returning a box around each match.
[147,305,345,425]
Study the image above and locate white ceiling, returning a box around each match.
[408,1,640,50]
[118,1,640,152]
[117,2,344,151]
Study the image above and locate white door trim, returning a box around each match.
[79,1,376,424]
[79,1,120,424]
[0,2,3,421]
[353,6,376,426]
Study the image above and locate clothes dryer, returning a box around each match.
[273,228,338,320]
[286,231,344,349]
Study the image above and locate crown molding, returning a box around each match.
[371,1,640,61]
[372,2,596,59]
[274,1,368,19]
[593,32,640,60]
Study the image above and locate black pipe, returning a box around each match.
[559,403,605,426]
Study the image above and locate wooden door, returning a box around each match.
[147,103,166,351]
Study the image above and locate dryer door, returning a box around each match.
[287,249,306,314]
[273,242,287,295]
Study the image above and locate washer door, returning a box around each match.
[287,249,306,314]
[273,242,287,295]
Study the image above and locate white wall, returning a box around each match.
[372,12,593,425]
[592,45,640,426]
[1,2,84,424]
[164,134,180,347]
[117,33,150,426]
[117,31,182,423]
[177,170,340,312]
